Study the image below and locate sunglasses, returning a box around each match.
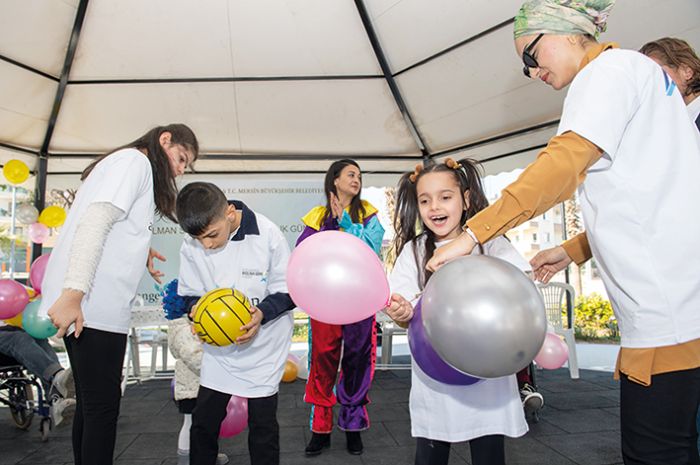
[522,33,544,78]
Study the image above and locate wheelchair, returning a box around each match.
[0,352,53,441]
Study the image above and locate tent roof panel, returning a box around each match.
[0,0,698,177]
[0,62,58,148]
[368,0,520,72]
[70,0,381,80]
[395,27,564,151]
[50,80,419,156]
[0,0,77,77]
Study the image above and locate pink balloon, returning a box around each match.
[28,222,49,244]
[219,395,248,438]
[287,231,389,325]
[29,253,51,293]
[0,279,29,319]
[534,332,569,370]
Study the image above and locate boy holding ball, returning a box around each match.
[175,182,295,465]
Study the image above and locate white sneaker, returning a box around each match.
[50,397,76,427]
[50,368,75,399]
[520,384,544,413]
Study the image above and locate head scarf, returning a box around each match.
[514,0,616,39]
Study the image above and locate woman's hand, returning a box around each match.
[330,192,344,219]
[236,307,263,344]
[146,248,166,284]
[426,232,476,272]
[384,293,414,324]
[47,289,85,338]
[530,246,572,283]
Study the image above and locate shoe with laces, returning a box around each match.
[50,367,75,399]
[520,383,544,414]
[49,397,76,427]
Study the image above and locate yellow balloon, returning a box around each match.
[23,286,38,301]
[3,159,30,185]
[4,312,23,328]
[38,205,67,228]
[281,360,298,383]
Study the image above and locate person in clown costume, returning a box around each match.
[296,159,385,457]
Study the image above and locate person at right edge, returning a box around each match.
[426,2,700,464]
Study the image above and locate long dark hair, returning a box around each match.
[322,159,366,224]
[393,157,488,288]
[640,37,700,96]
[81,123,199,222]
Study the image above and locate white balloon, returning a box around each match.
[422,255,547,379]
[16,204,38,224]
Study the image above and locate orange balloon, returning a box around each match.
[281,360,298,383]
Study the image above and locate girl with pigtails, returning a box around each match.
[385,158,529,465]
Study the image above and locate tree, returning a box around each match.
[383,187,397,272]
[564,196,583,296]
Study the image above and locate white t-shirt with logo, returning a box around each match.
[178,210,293,398]
[39,149,155,334]
[389,235,529,442]
[558,49,700,348]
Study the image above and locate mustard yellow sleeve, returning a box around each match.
[561,231,592,265]
[466,131,603,244]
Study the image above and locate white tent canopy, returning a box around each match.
[0,0,699,181]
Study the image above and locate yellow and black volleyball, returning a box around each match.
[192,288,252,346]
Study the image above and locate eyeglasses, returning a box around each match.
[522,33,544,78]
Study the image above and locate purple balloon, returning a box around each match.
[408,300,481,386]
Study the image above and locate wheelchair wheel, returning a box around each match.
[10,384,35,430]
[39,417,51,442]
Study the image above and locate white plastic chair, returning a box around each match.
[376,312,409,369]
[122,303,169,393]
[537,282,579,379]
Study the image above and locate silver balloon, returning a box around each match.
[16,203,39,224]
[422,255,546,379]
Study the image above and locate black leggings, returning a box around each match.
[415,435,505,465]
[191,386,280,465]
[65,328,127,465]
[621,368,700,465]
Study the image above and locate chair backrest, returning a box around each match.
[537,282,575,330]
[130,305,168,328]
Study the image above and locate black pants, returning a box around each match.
[415,435,504,465]
[191,386,279,465]
[64,328,127,465]
[621,368,700,465]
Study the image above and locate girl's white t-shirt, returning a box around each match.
[39,149,155,335]
[558,49,700,348]
[389,235,529,442]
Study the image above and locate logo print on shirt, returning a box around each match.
[662,70,677,97]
